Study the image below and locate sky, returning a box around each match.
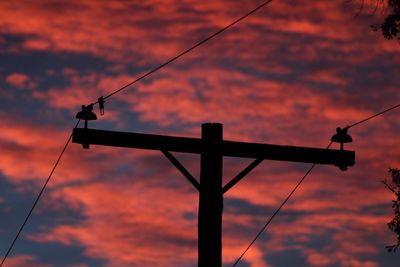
[0,0,400,266]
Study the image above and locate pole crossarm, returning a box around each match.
[72,128,355,168]
[161,150,200,191]
[222,140,354,167]
[73,128,201,153]
[222,158,263,194]
[72,123,356,267]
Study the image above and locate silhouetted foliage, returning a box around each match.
[382,168,400,252]
[369,0,400,40]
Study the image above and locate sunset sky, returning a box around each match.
[1,1,400,266]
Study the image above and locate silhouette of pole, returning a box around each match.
[199,123,223,267]
[72,123,355,266]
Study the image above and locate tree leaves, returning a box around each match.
[382,168,400,252]
[374,0,400,40]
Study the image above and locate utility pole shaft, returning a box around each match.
[199,123,223,267]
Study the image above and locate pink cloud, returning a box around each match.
[303,69,348,86]
[28,180,198,267]
[5,73,30,89]
[4,255,51,267]
[1,1,400,266]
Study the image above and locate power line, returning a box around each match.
[91,0,274,105]
[0,120,80,267]
[231,102,400,266]
[231,142,332,267]
[348,102,400,128]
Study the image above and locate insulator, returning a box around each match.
[76,105,97,121]
[76,104,97,129]
[98,96,105,115]
[331,127,352,149]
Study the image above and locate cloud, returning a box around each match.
[4,255,52,267]
[5,73,31,89]
[28,180,198,267]
[1,1,400,267]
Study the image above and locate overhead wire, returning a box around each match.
[92,0,275,105]
[347,102,400,128]
[0,120,80,267]
[231,103,400,266]
[231,147,330,267]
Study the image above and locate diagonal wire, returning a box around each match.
[231,142,332,267]
[232,100,400,266]
[0,120,80,267]
[347,102,400,128]
[91,0,274,105]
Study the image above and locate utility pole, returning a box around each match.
[72,117,354,267]
[199,123,223,267]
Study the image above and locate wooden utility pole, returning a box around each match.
[72,122,355,267]
[199,123,223,267]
